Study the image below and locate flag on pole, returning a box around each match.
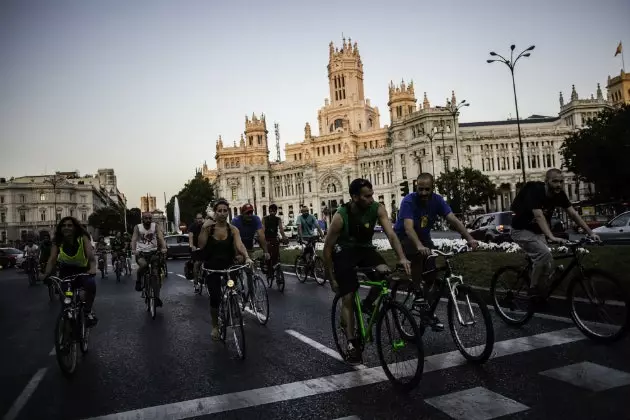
[615,41,623,57]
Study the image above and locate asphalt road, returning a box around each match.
[1,256,628,420]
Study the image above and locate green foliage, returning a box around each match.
[125,207,142,233]
[88,207,123,236]
[561,105,630,201]
[435,167,497,213]
[166,173,216,228]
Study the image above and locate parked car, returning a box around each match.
[467,212,513,243]
[0,248,23,268]
[575,214,609,233]
[592,211,630,244]
[373,225,383,233]
[165,234,192,259]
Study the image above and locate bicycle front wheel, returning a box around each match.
[375,301,424,392]
[491,265,534,326]
[448,284,494,363]
[228,294,246,360]
[275,264,285,293]
[249,274,270,325]
[294,256,307,283]
[568,268,630,343]
[54,312,78,377]
[313,257,326,286]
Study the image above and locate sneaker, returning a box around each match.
[86,312,98,327]
[345,342,363,365]
[428,315,444,332]
[135,281,142,292]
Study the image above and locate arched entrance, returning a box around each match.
[319,174,344,221]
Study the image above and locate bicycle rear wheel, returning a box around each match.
[491,265,535,326]
[568,268,630,343]
[448,284,494,363]
[249,274,270,325]
[375,301,424,392]
[80,308,90,354]
[313,257,326,286]
[295,256,307,283]
[54,311,78,377]
[390,282,420,341]
[275,264,285,293]
[331,294,362,362]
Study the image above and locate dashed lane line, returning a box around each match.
[286,329,367,370]
[2,368,48,420]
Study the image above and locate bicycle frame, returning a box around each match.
[354,279,390,343]
[524,246,587,300]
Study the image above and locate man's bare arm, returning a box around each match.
[131,225,139,253]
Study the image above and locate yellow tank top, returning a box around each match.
[58,236,89,267]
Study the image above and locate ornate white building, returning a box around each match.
[0,169,126,243]
[200,38,613,224]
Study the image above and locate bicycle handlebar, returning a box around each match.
[201,264,250,274]
[427,245,470,259]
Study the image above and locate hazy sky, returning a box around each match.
[1,0,628,208]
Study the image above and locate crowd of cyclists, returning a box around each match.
[16,168,609,367]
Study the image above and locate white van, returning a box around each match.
[283,225,298,239]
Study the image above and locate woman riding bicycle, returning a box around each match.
[43,216,98,326]
[197,199,252,340]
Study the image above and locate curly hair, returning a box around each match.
[53,216,90,246]
[212,198,230,211]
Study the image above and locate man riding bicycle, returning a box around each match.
[188,213,206,293]
[510,168,600,297]
[95,238,108,275]
[262,204,289,283]
[131,212,168,307]
[23,236,40,275]
[231,204,270,289]
[393,172,478,330]
[296,205,324,261]
[110,231,126,272]
[323,178,411,365]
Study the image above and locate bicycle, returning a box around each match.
[235,263,270,325]
[124,250,132,276]
[112,252,124,283]
[491,237,630,343]
[24,256,39,286]
[391,246,494,363]
[139,251,164,320]
[331,265,424,392]
[97,252,107,279]
[49,273,92,377]
[256,256,285,293]
[294,237,326,285]
[201,264,248,360]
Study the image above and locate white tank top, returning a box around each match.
[136,223,158,252]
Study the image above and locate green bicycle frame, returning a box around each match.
[353,279,391,343]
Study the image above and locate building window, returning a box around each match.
[248,136,253,146]
[0,213,5,223]
[262,205,267,216]
[39,192,45,201]
[56,210,61,221]
[231,187,237,201]
[257,135,262,145]
[70,209,74,217]
[20,212,26,222]
[233,207,238,217]
[40,210,46,221]
[0,195,4,204]
[334,119,343,130]
[82,212,87,222]
[20,195,25,203]
[308,181,312,193]
[80,195,86,204]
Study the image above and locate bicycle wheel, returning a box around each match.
[149,279,157,320]
[48,283,55,302]
[249,274,270,325]
[390,282,420,341]
[294,256,307,283]
[313,257,326,286]
[447,284,494,363]
[54,311,78,377]
[331,294,362,362]
[491,265,534,326]
[275,264,285,293]
[568,268,630,343]
[375,301,424,392]
[80,308,90,354]
[228,294,246,360]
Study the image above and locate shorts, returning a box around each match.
[332,246,386,296]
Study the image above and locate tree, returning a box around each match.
[561,104,630,201]
[88,207,124,237]
[436,168,497,213]
[166,173,216,229]
[125,207,142,233]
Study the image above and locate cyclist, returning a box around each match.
[231,204,270,289]
[95,237,108,275]
[296,205,324,261]
[131,212,168,306]
[188,213,205,293]
[39,233,53,274]
[110,231,126,273]
[23,236,40,275]
[43,217,98,326]
[262,204,289,283]
[198,199,252,340]
[510,168,600,297]
[323,178,411,365]
[393,172,478,331]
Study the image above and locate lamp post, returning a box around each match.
[487,44,535,183]
[424,128,438,176]
[44,174,66,225]
[439,119,448,172]
[439,99,470,170]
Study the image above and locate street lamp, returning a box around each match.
[44,174,66,225]
[487,44,535,183]
[424,127,439,176]
[438,99,470,170]
[439,119,448,172]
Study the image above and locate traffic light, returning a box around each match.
[412,179,418,192]
[400,180,409,197]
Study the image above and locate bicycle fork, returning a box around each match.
[447,275,475,326]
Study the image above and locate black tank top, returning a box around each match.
[263,215,280,239]
[203,224,235,269]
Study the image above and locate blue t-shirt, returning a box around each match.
[394,192,452,242]
[231,215,262,249]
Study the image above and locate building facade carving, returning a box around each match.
[200,39,614,224]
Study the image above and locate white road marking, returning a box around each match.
[176,274,186,279]
[49,347,55,356]
[3,368,48,420]
[286,329,367,370]
[333,416,360,420]
[82,327,585,420]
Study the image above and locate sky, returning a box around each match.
[1,0,629,209]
